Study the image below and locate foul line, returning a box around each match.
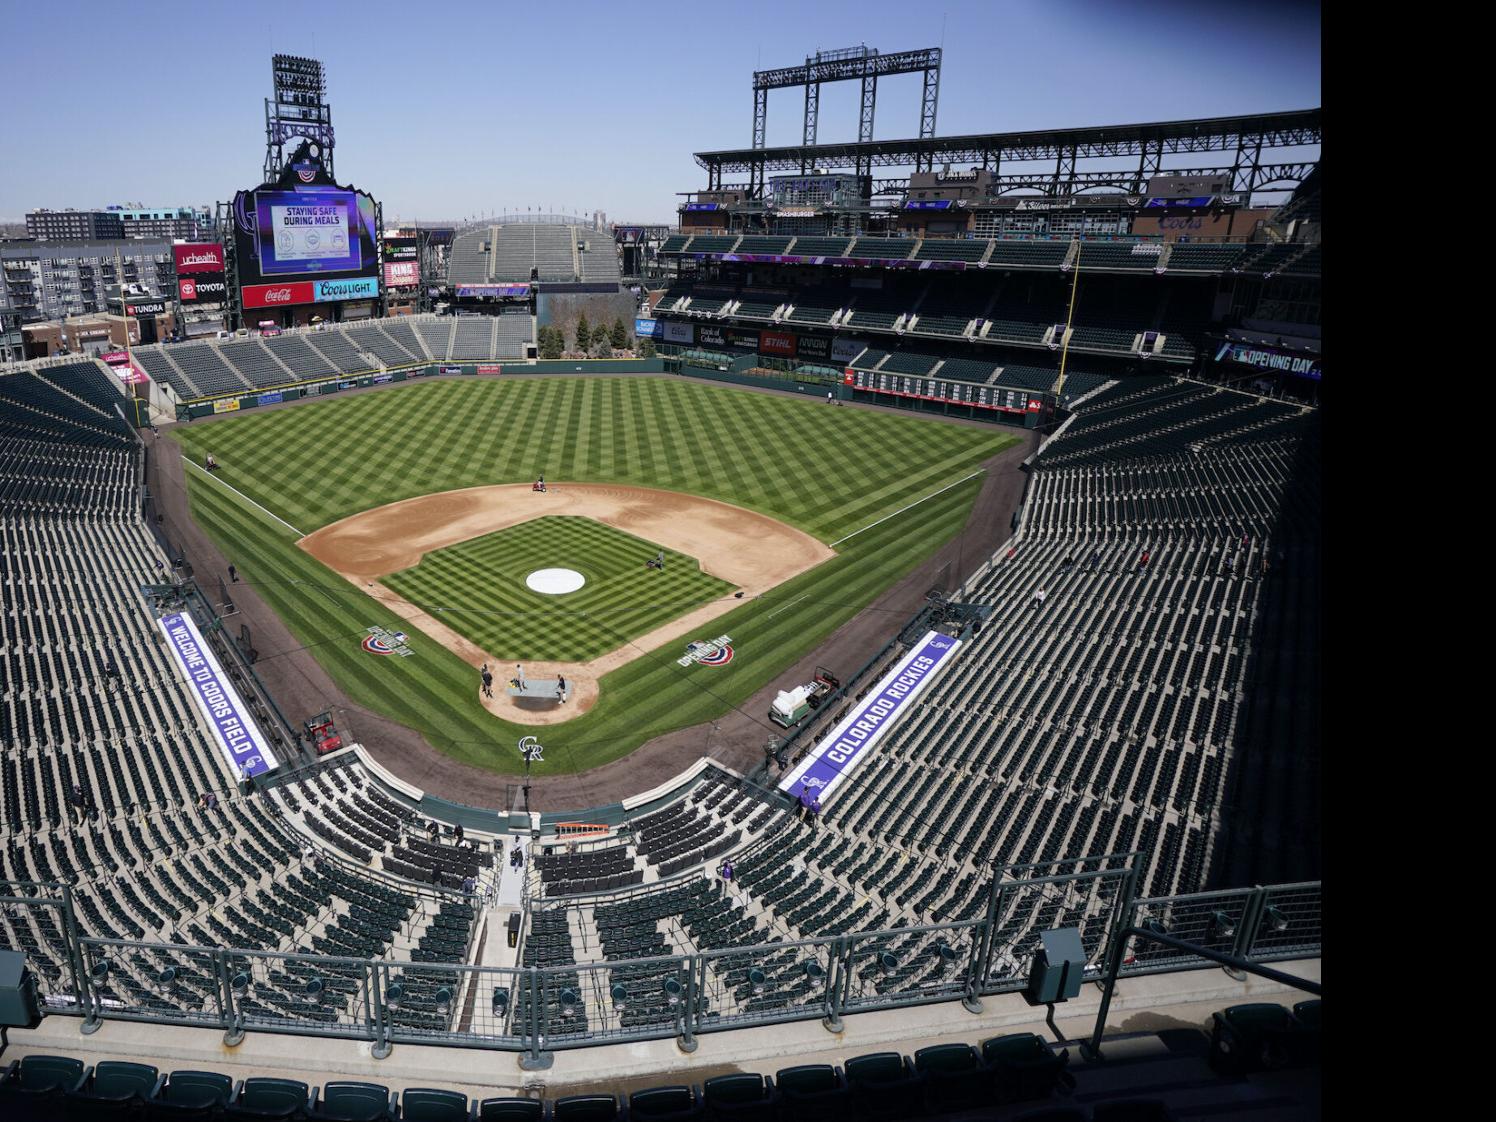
[829,469,985,548]
[184,457,306,538]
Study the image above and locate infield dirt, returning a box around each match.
[298,483,833,724]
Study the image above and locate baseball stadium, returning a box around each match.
[0,20,1321,1122]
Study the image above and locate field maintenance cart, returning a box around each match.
[769,666,840,728]
[304,711,343,756]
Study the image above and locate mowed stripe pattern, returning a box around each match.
[169,377,1000,539]
[382,516,733,662]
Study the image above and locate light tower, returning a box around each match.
[264,55,335,184]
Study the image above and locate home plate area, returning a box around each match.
[298,483,836,724]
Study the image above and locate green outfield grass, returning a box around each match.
[171,376,1015,778]
[382,516,734,662]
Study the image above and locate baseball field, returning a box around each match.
[170,375,1015,775]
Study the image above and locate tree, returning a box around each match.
[609,316,628,351]
[637,337,656,359]
[573,314,591,355]
[592,329,613,358]
[537,325,563,360]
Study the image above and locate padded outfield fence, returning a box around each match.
[1,868,1319,1064]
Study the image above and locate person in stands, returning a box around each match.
[454,823,465,845]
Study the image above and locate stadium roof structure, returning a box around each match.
[694,108,1322,199]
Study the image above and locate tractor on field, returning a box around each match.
[304,711,343,756]
[769,666,841,728]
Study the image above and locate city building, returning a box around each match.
[0,304,23,363]
[0,239,172,323]
[25,205,212,241]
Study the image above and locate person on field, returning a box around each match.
[205,453,218,472]
[515,664,525,691]
[556,675,567,702]
[481,664,494,698]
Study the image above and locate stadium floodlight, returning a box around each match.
[748,967,766,995]
[385,983,403,1011]
[435,987,452,1016]
[1264,905,1289,933]
[1207,911,1236,942]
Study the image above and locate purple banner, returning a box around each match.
[780,630,960,805]
[157,612,278,777]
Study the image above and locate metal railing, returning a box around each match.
[0,870,1319,1065]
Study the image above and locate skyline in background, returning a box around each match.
[0,0,1320,225]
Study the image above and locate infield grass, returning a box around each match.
[382,516,734,662]
[171,376,1015,777]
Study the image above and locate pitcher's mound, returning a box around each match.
[525,567,585,595]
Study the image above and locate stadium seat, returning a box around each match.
[981,1033,1073,1102]
[914,1042,989,1112]
[630,1084,703,1121]
[401,1087,470,1121]
[1209,1003,1294,1074]
[701,1072,774,1120]
[1290,999,1321,1063]
[64,1061,162,1120]
[476,1098,544,1120]
[552,1093,624,1120]
[226,1076,312,1120]
[844,1052,923,1120]
[774,1064,847,1121]
[311,1080,396,1120]
[1,1055,90,1094]
[1092,1101,1177,1122]
[148,1070,236,1120]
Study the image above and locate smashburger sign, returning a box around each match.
[241,280,314,309]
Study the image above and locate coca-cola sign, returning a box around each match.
[173,243,225,274]
[241,281,314,308]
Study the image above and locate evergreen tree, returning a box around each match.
[573,314,591,354]
[637,337,656,359]
[609,316,628,351]
[592,330,612,357]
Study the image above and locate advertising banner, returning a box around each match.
[476,364,502,374]
[125,301,167,317]
[383,261,420,288]
[100,350,130,365]
[173,243,225,274]
[455,283,529,298]
[241,281,314,309]
[663,321,694,345]
[903,199,954,210]
[831,337,868,364]
[779,630,960,805]
[212,398,241,414]
[178,273,227,304]
[258,391,284,405]
[758,330,796,357]
[796,335,830,361]
[439,365,463,374]
[157,612,278,777]
[1214,341,1321,381]
[634,317,662,338]
[313,276,380,303]
[382,237,419,261]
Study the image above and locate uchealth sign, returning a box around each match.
[242,281,314,309]
[173,243,225,274]
[178,273,227,304]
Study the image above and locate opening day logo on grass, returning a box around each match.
[679,635,734,668]
[362,626,413,657]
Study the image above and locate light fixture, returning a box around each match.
[231,971,251,995]
[305,977,325,1002]
[663,977,683,1007]
[610,983,628,1012]
[559,987,579,1018]
[1207,911,1236,942]
[156,966,177,990]
[435,987,452,1016]
[491,988,509,1018]
[879,951,899,977]
[748,967,766,995]
[1264,905,1289,933]
[385,983,403,1011]
[1141,917,1168,939]
[804,960,824,982]
[932,940,959,969]
[91,960,111,983]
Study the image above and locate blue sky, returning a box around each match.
[0,0,1319,224]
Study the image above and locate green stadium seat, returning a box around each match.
[844,1052,922,1121]
[981,1033,1073,1102]
[2,1055,90,1094]
[1209,1002,1294,1074]
[401,1087,470,1121]
[914,1042,988,1112]
[64,1061,162,1120]
[774,1064,846,1121]
[477,1098,544,1120]
[553,1093,623,1121]
[312,1080,395,1120]
[149,1069,235,1120]
[702,1072,774,1120]
[630,1084,702,1121]
[227,1076,311,1120]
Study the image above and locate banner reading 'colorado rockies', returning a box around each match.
[779,630,960,806]
[157,612,278,777]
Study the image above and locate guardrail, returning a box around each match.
[0,870,1319,1066]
